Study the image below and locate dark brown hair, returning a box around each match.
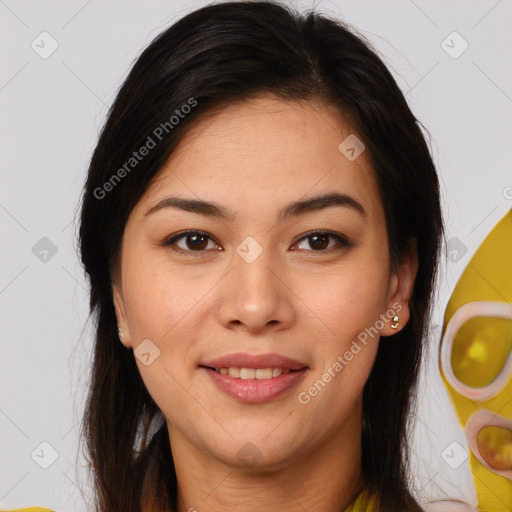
[78,1,443,510]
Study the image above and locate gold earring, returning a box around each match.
[390,315,399,329]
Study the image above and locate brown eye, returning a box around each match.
[162,229,351,257]
[293,231,351,252]
[307,233,329,250]
[183,233,209,250]
[163,230,221,256]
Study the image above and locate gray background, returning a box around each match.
[1,0,511,509]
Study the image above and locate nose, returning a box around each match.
[214,244,296,334]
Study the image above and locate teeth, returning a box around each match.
[271,368,282,378]
[228,367,240,378]
[240,368,256,379]
[215,367,293,380]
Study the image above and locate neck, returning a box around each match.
[169,402,365,512]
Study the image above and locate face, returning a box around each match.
[113,94,416,472]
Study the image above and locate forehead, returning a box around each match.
[136,94,382,223]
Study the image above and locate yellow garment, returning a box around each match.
[346,487,379,511]
[0,509,54,512]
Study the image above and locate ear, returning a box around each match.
[112,283,133,348]
[380,239,418,337]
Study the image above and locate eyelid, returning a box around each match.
[161,229,352,256]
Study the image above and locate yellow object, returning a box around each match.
[440,208,512,512]
[346,487,378,511]
[0,509,54,512]
[451,316,512,388]
[477,426,512,471]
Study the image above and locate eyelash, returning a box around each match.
[161,229,352,257]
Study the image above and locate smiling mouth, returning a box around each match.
[199,363,308,403]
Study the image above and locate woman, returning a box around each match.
[3,1,447,511]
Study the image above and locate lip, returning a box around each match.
[200,366,309,403]
[200,352,308,371]
[199,352,309,404]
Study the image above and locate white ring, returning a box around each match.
[440,301,512,401]
[465,409,512,480]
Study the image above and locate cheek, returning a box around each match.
[122,253,198,341]
[299,271,384,416]
[122,262,199,417]
[296,259,390,343]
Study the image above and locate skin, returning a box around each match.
[113,93,418,512]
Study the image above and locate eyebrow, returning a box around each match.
[144,192,366,222]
